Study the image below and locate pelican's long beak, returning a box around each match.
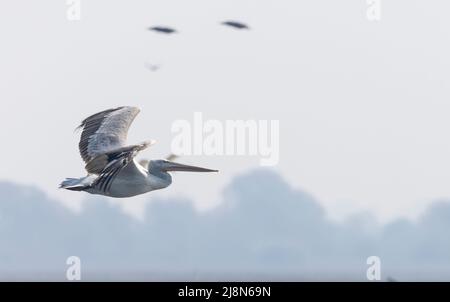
[162,161,218,172]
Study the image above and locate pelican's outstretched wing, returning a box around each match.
[77,106,140,164]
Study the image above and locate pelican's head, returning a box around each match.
[147,160,218,189]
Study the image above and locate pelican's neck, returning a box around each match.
[147,167,172,190]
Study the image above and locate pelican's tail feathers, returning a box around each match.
[59,176,92,191]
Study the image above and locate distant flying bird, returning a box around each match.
[139,154,178,168]
[145,62,161,72]
[165,153,179,161]
[60,107,217,198]
[221,21,250,30]
[148,26,177,34]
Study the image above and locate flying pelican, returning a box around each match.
[60,106,217,198]
[148,26,177,34]
[221,21,250,30]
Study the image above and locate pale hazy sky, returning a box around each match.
[1,0,450,222]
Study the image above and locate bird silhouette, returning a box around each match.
[148,26,177,34]
[221,21,250,30]
[144,63,161,72]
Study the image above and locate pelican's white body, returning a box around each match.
[84,161,170,198]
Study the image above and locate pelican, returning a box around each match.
[59,106,218,198]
